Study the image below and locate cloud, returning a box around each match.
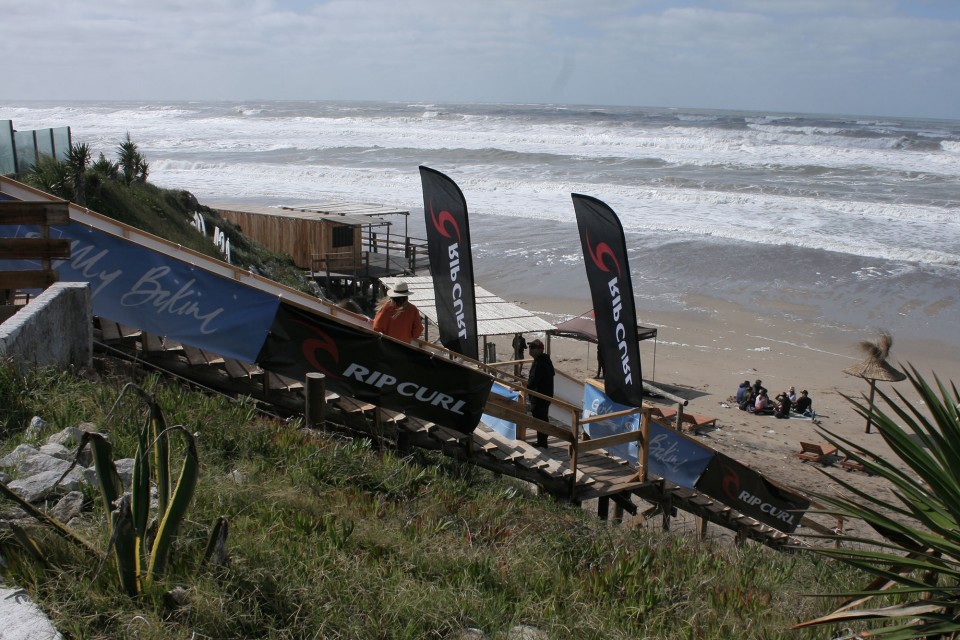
[2,0,958,118]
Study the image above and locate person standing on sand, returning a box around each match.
[372,282,422,345]
[526,338,555,447]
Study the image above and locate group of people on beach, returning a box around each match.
[736,379,814,420]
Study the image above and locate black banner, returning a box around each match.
[256,303,492,432]
[419,166,479,360]
[572,194,644,407]
[695,452,810,532]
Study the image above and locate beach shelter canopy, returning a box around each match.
[379,276,555,337]
[550,310,658,344]
[842,333,906,433]
[842,358,906,382]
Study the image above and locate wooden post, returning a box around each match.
[397,431,410,454]
[698,516,709,541]
[598,496,610,521]
[613,502,624,524]
[864,379,877,433]
[639,411,651,482]
[304,373,327,428]
[568,410,580,500]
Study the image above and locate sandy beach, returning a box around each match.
[481,289,960,538]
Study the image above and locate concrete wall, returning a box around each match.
[0,282,92,374]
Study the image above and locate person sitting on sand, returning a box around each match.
[794,390,814,418]
[774,392,791,419]
[736,380,751,404]
[786,386,798,406]
[739,384,756,411]
[754,388,773,415]
[372,282,422,345]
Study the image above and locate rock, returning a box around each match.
[506,626,549,640]
[24,416,48,440]
[447,629,487,640]
[40,438,92,467]
[0,585,63,639]
[0,472,10,485]
[82,467,99,487]
[229,469,246,485]
[115,458,135,489]
[38,443,72,462]
[163,586,192,610]
[48,491,85,523]
[12,453,74,479]
[0,445,39,469]
[46,422,97,448]
[7,469,85,503]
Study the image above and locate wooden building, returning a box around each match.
[210,202,410,271]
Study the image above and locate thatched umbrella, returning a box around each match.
[843,333,906,433]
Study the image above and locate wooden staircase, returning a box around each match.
[93,316,833,550]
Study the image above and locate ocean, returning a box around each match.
[3,100,959,346]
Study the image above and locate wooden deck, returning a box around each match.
[312,251,412,280]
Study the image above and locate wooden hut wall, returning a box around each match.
[322,222,362,271]
[216,210,359,270]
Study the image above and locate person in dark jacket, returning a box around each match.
[526,338,555,447]
[794,390,814,417]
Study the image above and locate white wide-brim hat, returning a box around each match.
[388,282,412,298]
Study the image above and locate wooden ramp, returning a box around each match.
[94,316,816,550]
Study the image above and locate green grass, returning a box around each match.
[0,363,875,639]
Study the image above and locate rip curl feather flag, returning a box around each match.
[419,166,479,360]
[572,194,643,407]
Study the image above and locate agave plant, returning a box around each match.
[0,383,203,597]
[88,383,199,595]
[796,365,960,639]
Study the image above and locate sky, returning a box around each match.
[3,0,960,119]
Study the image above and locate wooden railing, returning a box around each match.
[0,200,70,312]
[311,250,368,278]
[469,355,648,497]
[365,234,428,273]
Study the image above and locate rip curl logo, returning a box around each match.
[429,201,461,242]
[296,321,340,377]
[586,230,621,275]
[721,465,741,499]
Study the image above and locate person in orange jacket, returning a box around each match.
[372,281,422,344]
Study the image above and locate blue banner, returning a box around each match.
[582,383,714,488]
[480,383,519,440]
[2,222,280,362]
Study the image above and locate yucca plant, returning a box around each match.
[796,365,960,639]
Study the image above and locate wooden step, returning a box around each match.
[337,396,376,413]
